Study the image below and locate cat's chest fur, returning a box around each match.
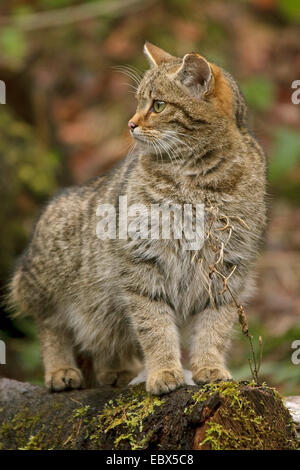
[124,204,226,322]
[123,168,248,321]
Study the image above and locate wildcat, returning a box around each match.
[9,42,266,395]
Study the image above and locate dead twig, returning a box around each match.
[210,267,260,382]
[202,200,262,383]
[258,336,263,376]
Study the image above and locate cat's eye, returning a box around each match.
[153,100,166,113]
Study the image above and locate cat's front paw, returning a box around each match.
[46,367,83,392]
[192,366,232,384]
[146,368,184,395]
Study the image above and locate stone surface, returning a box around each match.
[284,396,300,436]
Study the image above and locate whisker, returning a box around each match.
[127,142,137,161]
[153,138,164,165]
[171,138,193,154]
[151,139,160,164]
[158,139,178,167]
[148,130,183,164]
[163,133,194,154]
[120,82,138,92]
[155,135,184,167]
[166,129,197,137]
[166,144,184,165]
[118,72,140,88]
[154,138,170,165]
[114,65,142,87]
[163,132,188,147]
[164,137,187,164]
[164,129,199,142]
[122,64,144,78]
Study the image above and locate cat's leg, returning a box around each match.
[90,317,143,388]
[37,322,83,391]
[93,354,143,388]
[128,295,184,395]
[190,304,235,384]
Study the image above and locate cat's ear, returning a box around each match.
[174,53,213,98]
[144,41,176,67]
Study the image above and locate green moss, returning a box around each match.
[19,429,46,450]
[0,399,75,450]
[187,381,299,450]
[200,422,253,450]
[72,405,90,419]
[185,380,244,415]
[0,382,297,450]
[89,385,165,450]
[0,407,42,449]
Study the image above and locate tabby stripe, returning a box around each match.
[114,156,139,228]
[176,102,208,124]
[117,155,137,198]
[168,101,208,125]
[204,156,226,175]
[22,262,46,293]
[130,254,162,269]
[125,286,175,311]
[168,118,195,132]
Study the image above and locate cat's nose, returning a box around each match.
[128,121,138,132]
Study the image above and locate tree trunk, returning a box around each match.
[0,377,298,450]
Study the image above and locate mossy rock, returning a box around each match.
[0,377,298,450]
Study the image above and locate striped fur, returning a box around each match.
[9,43,266,394]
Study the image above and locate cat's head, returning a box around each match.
[128,42,247,162]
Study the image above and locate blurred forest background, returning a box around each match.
[0,0,299,395]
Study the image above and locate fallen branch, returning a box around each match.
[0,378,298,450]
